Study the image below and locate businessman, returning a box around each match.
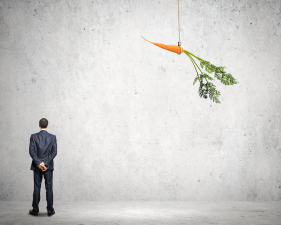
[29,118,57,217]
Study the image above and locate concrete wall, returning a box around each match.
[0,0,280,201]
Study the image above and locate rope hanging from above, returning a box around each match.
[142,0,238,104]
[178,0,181,47]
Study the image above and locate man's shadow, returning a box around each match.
[28,213,48,217]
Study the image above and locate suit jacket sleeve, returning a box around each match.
[43,135,57,166]
[29,135,41,165]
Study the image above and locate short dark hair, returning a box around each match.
[39,118,48,128]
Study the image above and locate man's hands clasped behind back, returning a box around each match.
[37,162,47,172]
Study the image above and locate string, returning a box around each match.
[178,0,181,46]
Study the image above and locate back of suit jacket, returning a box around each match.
[29,130,57,171]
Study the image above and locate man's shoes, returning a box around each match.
[48,210,55,217]
[29,209,38,216]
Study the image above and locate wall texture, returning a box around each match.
[0,0,280,201]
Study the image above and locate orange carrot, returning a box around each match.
[141,36,183,54]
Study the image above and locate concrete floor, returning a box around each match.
[0,201,281,225]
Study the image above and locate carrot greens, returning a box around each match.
[184,50,238,104]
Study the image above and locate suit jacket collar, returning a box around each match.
[40,130,48,133]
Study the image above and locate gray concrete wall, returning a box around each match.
[0,0,280,201]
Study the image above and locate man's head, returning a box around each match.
[39,118,48,129]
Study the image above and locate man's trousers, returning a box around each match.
[32,167,54,214]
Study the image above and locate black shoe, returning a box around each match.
[29,209,38,216]
[48,211,55,217]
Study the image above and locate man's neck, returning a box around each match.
[40,128,47,131]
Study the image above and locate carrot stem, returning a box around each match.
[184,51,203,74]
[184,50,203,62]
[186,54,199,75]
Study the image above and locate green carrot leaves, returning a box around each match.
[195,73,221,104]
[183,50,238,103]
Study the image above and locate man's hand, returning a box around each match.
[40,162,47,172]
[41,165,47,172]
[37,163,47,172]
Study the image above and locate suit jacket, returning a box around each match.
[29,130,57,171]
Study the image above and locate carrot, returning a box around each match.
[141,36,183,54]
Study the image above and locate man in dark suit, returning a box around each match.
[29,118,57,217]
